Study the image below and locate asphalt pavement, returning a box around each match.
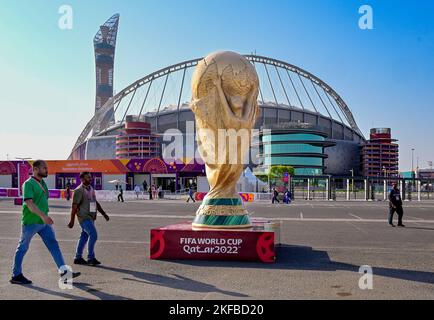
[0,198,433,300]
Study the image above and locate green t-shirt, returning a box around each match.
[22,177,49,225]
[73,185,97,224]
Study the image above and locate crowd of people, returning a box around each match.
[119,181,196,202]
[131,183,164,200]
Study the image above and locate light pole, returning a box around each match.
[411,148,415,178]
[267,168,270,193]
[349,169,354,197]
[15,157,31,198]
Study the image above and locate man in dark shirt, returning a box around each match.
[272,187,280,204]
[142,180,148,195]
[118,185,124,202]
[186,186,196,203]
[388,183,405,227]
[68,172,110,266]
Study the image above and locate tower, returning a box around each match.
[362,128,399,177]
[93,14,120,134]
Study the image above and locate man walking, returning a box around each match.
[118,185,124,202]
[272,187,280,204]
[134,184,141,199]
[142,180,148,196]
[10,160,80,285]
[148,185,153,200]
[283,189,292,204]
[388,183,405,227]
[68,172,110,266]
[65,180,71,201]
[186,186,196,203]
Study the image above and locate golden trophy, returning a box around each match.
[190,51,260,228]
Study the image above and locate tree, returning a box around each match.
[254,165,294,185]
[268,165,294,180]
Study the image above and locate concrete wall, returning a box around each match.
[45,175,56,189]
[0,174,54,189]
[324,140,361,176]
[197,176,210,192]
[0,175,12,188]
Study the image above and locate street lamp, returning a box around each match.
[411,148,415,178]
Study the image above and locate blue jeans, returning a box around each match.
[75,219,98,260]
[12,224,66,277]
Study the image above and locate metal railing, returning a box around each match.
[255,176,434,202]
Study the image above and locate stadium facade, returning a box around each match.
[61,13,374,190]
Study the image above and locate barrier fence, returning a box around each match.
[256,176,434,202]
[1,177,433,202]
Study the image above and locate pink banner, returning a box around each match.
[18,163,30,196]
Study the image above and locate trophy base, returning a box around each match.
[192,214,252,229]
[150,218,280,263]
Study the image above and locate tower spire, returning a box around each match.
[93,13,120,134]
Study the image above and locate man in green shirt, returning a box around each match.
[10,160,80,285]
[68,172,110,266]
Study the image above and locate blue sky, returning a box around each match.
[0,0,433,170]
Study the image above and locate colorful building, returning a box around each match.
[116,116,160,159]
[256,123,336,176]
[362,128,399,177]
[0,159,205,193]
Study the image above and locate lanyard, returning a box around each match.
[32,177,47,196]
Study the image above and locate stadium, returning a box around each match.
[69,14,365,179]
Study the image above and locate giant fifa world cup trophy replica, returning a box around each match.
[190,51,260,228]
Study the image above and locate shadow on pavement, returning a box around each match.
[97,265,248,298]
[168,245,434,285]
[26,285,91,300]
[73,282,133,300]
[24,282,131,300]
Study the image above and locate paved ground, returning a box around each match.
[0,198,433,300]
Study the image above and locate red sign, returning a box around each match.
[150,220,278,263]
